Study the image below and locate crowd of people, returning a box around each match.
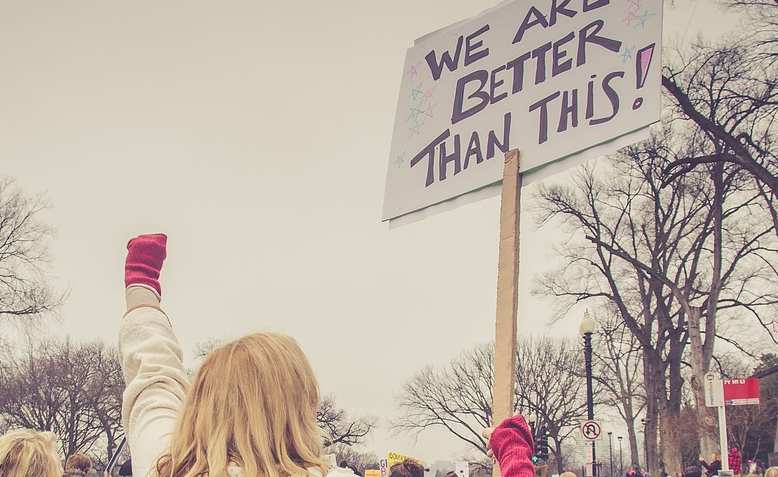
[0,235,772,477]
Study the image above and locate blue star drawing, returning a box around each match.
[621,46,635,63]
[637,9,654,28]
[408,107,433,123]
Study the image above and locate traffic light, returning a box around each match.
[536,427,549,462]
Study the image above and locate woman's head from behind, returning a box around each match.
[157,332,327,477]
[0,429,61,477]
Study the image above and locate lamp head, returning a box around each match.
[580,309,596,336]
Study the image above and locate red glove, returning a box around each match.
[125,233,167,296]
[489,416,535,477]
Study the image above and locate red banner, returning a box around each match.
[723,377,760,406]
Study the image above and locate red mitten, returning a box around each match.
[125,233,167,296]
[489,416,535,477]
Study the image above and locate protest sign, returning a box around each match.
[383,0,663,220]
[455,462,470,477]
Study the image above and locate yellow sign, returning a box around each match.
[387,452,424,470]
[366,470,382,477]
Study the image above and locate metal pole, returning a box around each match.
[609,432,614,477]
[618,437,623,477]
[584,331,597,477]
[106,437,127,475]
[643,419,650,472]
[719,406,730,471]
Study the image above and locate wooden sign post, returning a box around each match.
[492,149,522,477]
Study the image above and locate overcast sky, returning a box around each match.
[0,0,738,464]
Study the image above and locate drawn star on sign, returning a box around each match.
[620,46,635,63]
[638,10,654,27]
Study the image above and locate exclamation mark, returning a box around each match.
[632,43,655,110]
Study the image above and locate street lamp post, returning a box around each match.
[617,436,623,477]
[609,432,614,477]
[641,418,650,473]
[581,310,597,477]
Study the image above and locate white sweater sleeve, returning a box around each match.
[119,306,189,477]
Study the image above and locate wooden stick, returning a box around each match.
[492,149,522,477]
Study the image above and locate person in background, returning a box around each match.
[117,459,132,477]
[684,465,702,477]
[627,465,644,477]
[64,453,92,477]
[0,428,62,477]
[119,234,360,477]
[390,460,425,477]
[534,464,548,477]
[700,453,722,477]
[729,448,742,477]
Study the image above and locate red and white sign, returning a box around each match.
[723,377,760,406]
[580,420,602,441]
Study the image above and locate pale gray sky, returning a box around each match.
[0,0,737,464]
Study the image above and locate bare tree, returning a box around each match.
[591,306,645,466]
[394,349,492,453]
[331,445,379,475]
[534,129,777,472]
[0,178,61,323]
[664,49,778,453]
[516,338,591,473]
[724,1,778,66]
[394,339,593,473]
[662,8,778,238]
[0,338,125,458]
[318,396,376,448]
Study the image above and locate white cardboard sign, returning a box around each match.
[705,372,725,407]
[383,0,663,220]
[455,462,470,477]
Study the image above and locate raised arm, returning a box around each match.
[119,234,189,477]
[487,416,536,477]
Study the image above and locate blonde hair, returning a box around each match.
[0,429,61,477]
[764,468,778,477]
[156,332,329,477]
[560,472,577,477]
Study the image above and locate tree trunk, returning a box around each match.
[662,337,687,476]
[660,405,683,475]
[616,376,642,467]
[628,418,640,467]
[554,439,564,474]
[643,354,662,473]
[689,306,719,457]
